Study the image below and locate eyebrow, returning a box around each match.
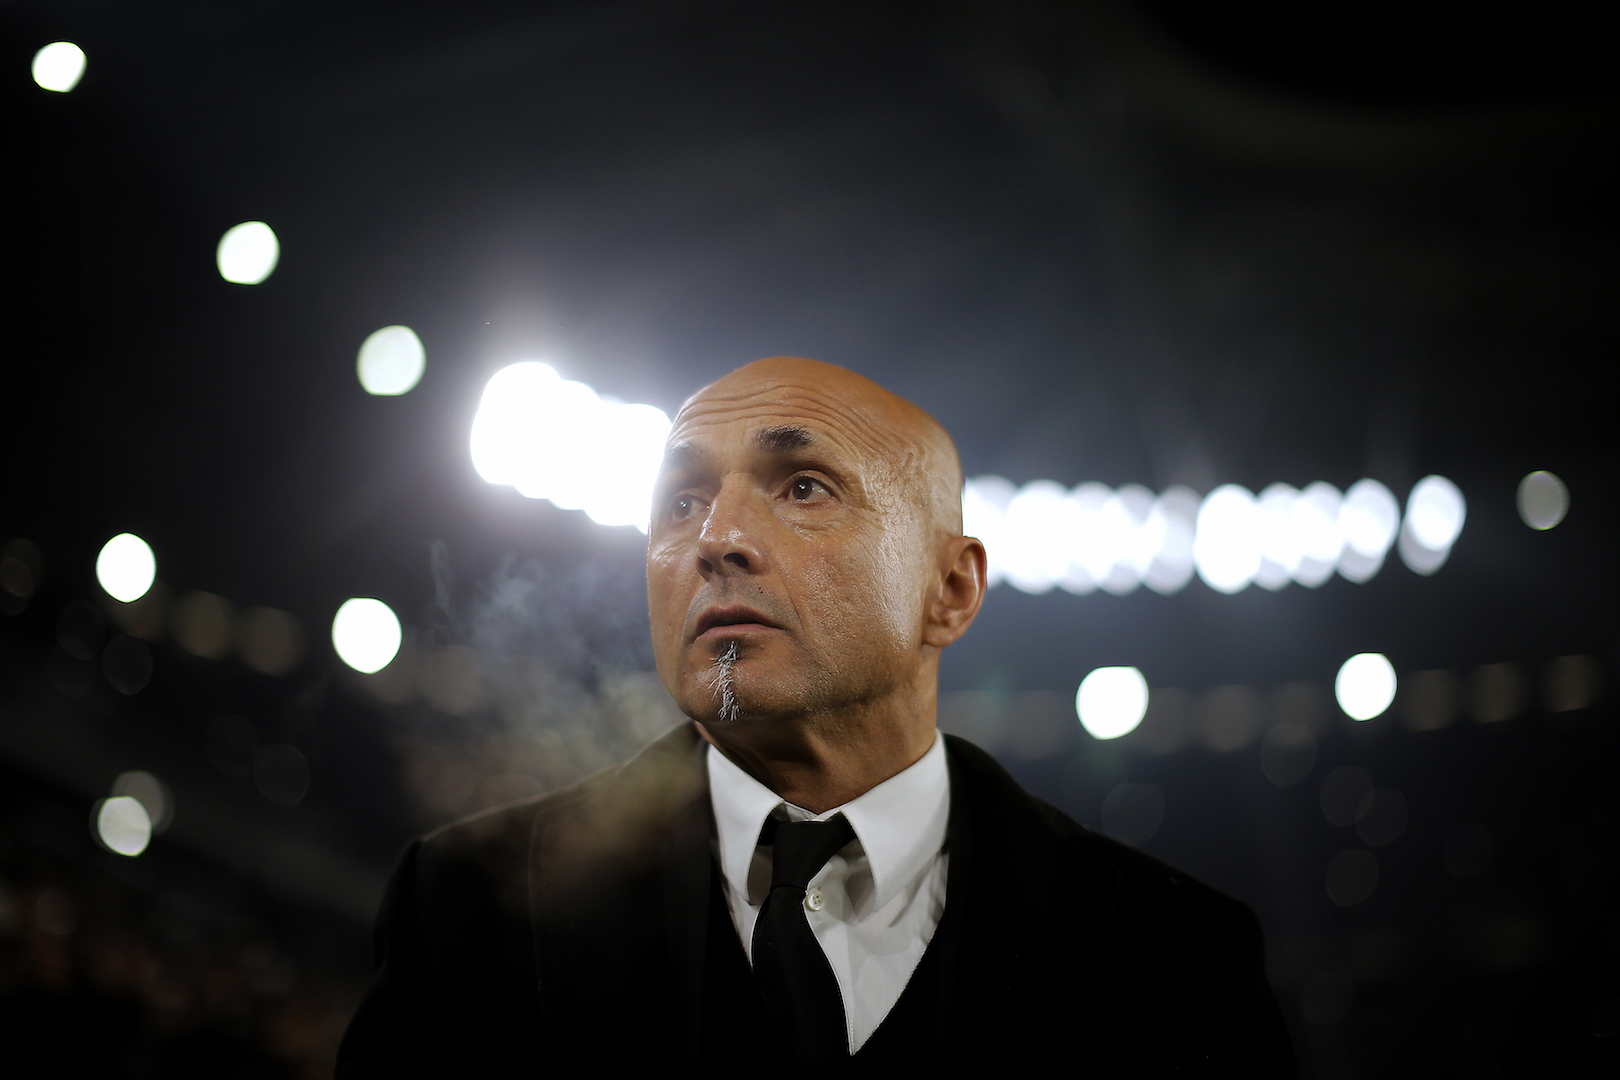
[658,425,816,477]
[754,425,814,452]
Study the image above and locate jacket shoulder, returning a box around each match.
[417,721,704,863]
[942,733,1251,923]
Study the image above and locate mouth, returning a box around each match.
[694,605,783,640]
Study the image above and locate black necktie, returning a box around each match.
[752,814,856,1068]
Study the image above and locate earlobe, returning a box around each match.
[923,536,986,648]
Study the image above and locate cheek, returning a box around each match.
[645,549,687,652]
[807,535,918,648]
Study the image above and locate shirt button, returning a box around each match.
[804,889,825,912]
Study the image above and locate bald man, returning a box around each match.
[338,359,1295,1078]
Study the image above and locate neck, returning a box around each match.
[696,708,937,813]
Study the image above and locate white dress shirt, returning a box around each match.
[706,734,950,1053]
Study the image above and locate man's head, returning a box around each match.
[646,357,985,780]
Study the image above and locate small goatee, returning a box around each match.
[701,640,741,724]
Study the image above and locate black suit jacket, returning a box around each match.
[337,723,1295,1076]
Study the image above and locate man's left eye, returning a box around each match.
[789,477,826,500]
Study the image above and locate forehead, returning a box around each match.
[666,373,902,466]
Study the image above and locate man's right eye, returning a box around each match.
[670,494,697,519]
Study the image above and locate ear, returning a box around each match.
[923,534,986,649]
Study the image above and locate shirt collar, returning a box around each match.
[707,731,950,911]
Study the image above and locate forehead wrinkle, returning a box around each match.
[670,389,901,468]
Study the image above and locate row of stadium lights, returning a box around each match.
[70,459,1576,857]
[34,41,1573,563]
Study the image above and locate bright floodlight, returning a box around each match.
[1254,483,1301,590]
[1340,479,1400,558]
[96,533,156,602]
[959,476,1010,586]
[1076,666,1150,740]
[357,325,426,395]
[1000,481,1073,594]
[1516,471,1567,530]
[1405,475,1465,550]
[1065,483,1112,593]
[1290,482,1343,587]
[96,796,151,856]
[470,362,673,532]
[32,42,86,92]
[1193,485,1262,594]
[583,402,676,529]
[1098,486,1154,595]
[331,598,402,674]
[1335,653,1397,721]
[961,476,1015,588]
[1141,487,1199,595]
[216,221,280,284]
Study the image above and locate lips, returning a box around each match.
[693,604,783,639]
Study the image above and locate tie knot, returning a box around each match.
[763,815,855,891]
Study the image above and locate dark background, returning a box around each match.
[2,1,1616,1076]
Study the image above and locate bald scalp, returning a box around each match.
[677,356,964,538]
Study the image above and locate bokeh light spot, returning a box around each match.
[357,325,426,396]
[216,221,279,285]
[1193,484,1262,593]
[1468,662,1526,723]
[1405,475,1466,550]
[96,533,155,603]
[332,598,401,674]
[240,607,305,676]
[1,540,42,614]
[112,770,173,833]
[95,796,151,856]
[1076,667,1149,740]
[172,590,234,660]
[32,42,85,93]
[1194,685,1262,752]
[1336,653,1396,721]
[1543,654,1602,713]
[961,476,1016,589]
[1337,479,1400,583]
[1398,669,1460,731]
[1000,480,1074,594]
[1516,470,1567,530]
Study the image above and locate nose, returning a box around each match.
[695,482,767,577]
